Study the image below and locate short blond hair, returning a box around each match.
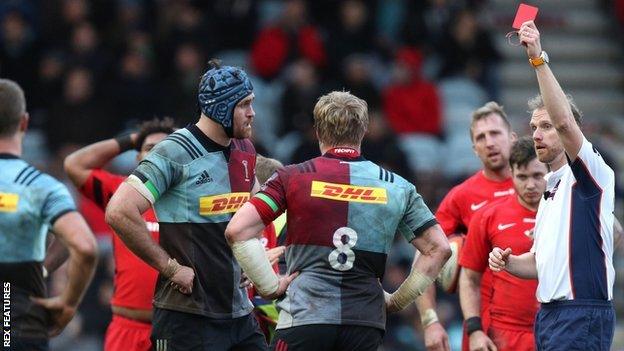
[313,91,368,147]
[256,155,283,184]
[469,101,511,141]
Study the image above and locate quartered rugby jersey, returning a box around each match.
[250,148,437,330]
[129,125,256,318]
[0,154,76,297]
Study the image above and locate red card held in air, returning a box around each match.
[512,3,539,29]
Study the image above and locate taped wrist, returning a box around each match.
[162,258,181,279]
[420,308,439,327]
[389,270,434,312]
[114,134,135,153]
[465,316,483,335]
[232,238,279,296]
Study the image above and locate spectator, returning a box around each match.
[382,47,443,137]
[250,0,326,80]
[325,0,375,77]
[45,67,114,154]
[279,59,322,137]
[0,10,39,98]
[436,8,501,99]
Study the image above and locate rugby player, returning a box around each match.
[64,117,176,351]
[417,102,516,351]
[106,60,268,350]
[225,91,451,351]
[459,137,545,351]
[0,79,97,350]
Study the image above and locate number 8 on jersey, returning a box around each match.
[328,227,358,271]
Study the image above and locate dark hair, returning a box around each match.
[0,79,26,137]
[509,136,537,170]
[135,117,177,151]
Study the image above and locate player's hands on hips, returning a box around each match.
[31,295,77,337]
[170,265,195,295]
[266,245,285,266]
[262,272,299,300]
[424,322,451,351]
[519,21,541,58]
[469,330,497,351]
[489,247,511,272]
[384,291,400,313]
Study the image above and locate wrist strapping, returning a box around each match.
[162,258,181,279]
[232,238,279,296]
[114,134,135,153]
[421,308,439,327]
[389,270,434,312]
[465,316,483,335]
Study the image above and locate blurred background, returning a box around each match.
[1,0,624,349]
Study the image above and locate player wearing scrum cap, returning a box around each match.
[106,59,268,350]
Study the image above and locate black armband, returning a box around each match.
[114,134,135,153]
[465,316,483,335]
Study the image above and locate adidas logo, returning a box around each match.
[196,170,213,185]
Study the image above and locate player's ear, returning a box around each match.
[510,131,518,142]
[19,112,29,133]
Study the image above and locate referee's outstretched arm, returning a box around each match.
[519,20,583,160]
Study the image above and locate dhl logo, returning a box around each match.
[199,192,249,215]
[310,181,387,204]
[0,192,19,213]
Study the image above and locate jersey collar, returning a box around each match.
[323,147,365,161]
[0,153,19,159]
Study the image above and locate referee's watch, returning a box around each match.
[529,51,549,68]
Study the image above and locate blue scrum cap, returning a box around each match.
[197,60,253,137]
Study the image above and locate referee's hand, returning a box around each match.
[488,247,511,272]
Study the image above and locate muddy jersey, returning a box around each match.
[250,148,437,330]
[129,125,256,318]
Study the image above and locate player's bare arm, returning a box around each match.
[33,212,98,336]
[64,134,137,187]
[415,285,450,351]
[43,233,69,274]
[520,20,583,160]
[106,182,195,294]
[225,203,297,300]
[489,247,537,279]
[459,268,497,351]
[387,225,451,313]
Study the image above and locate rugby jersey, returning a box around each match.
[250,148,437,330]
[128,125,256,318]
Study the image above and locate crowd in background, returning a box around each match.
[1,0,623,350]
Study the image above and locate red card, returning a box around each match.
[512,3,539,29]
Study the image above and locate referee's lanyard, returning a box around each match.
[325,147,361,159]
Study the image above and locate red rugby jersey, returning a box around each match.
[81,169,159,310]
[460,196,539,331]
[435,170,514,325]
[436,171,514,236]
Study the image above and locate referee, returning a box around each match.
[489,21,615,350]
